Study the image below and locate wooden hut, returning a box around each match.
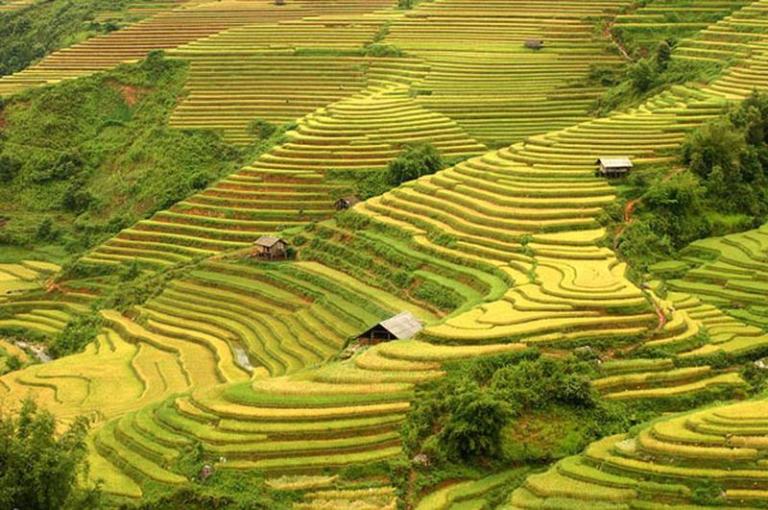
[253,236,288,259]
[358,312,422,344]
[524,39,544,50]
[335,195,361,211]
[596,157,633,177]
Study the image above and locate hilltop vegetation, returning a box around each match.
[0,52,252,262]
[617,92,768,271]
[0,0,145,78]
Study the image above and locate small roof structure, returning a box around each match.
[335,195,361,209]
[360,312,423,342]
[524,39,544,50]
[596,157,633,170]
[254,236,284,248]
[379,312,422,339]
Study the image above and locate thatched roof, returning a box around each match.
[255,236,285,248]
[597,157,633,169]
[373,312,423,340]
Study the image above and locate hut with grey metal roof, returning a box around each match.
[596,157,633,177]
[253,236,288,259]
[359,312,423,344]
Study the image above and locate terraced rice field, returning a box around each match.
[12,1,768,498]
[505,399,768,509]
[655,224,768,335]
[0,260,58,302]
[83,83,485,267]
[6,0,768,507]
[613,0,753,54]
[0,0,394,97]
[385,0,632,145]
[674,0,768,66]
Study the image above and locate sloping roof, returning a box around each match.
[597,157,633,169]
[340,195,361,205]
[255,236,284,248]
[377,312,423,340]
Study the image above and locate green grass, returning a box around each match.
[0,52,254,262]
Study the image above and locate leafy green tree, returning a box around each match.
[628,59,657,93]
[35,217,58,242]
[656,40,672,71]
[0,399,92,510]
[388,143,444,185]
[439,384,512,461]
[246,119,276,140]
[49,313,103,358]
[683,119,745,178]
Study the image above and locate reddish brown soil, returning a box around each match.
[613,198,640,250]
[119,84,143,106]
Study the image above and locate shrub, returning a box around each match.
[490,357,597,411]
[49,313,104,358]
[35,217,58,242]
[364,43,404,57]
[246,119,277,140]
[388,143,444,185]
[439,384,512,461]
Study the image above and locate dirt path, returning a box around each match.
[611,198,668,330]
[604,21,632,61]
[613,198,639,250]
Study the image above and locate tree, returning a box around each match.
[439,384,511,461]
[387,143,444,185]
[0,399,92,510]
[35,217,58,242]
[246,119,276,140]
[50,313,104,358]
[683,119,745,179]
[628,59,657,93]
[656,40,672,71]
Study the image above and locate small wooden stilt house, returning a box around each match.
[253,236,288,260]
[596,157,633,178]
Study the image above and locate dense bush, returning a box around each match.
[0,0,127,78]
[438,384,512,461]
[246,119,277,140]
[403,351,633,468]
[618,92,768,270]
[591,40,719,115]
[121,470,294,509]
[363,43,404,57]
[388,143,445,185]
[49,312,103,357]
[0,154,21,182]
[0,52,246,256]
